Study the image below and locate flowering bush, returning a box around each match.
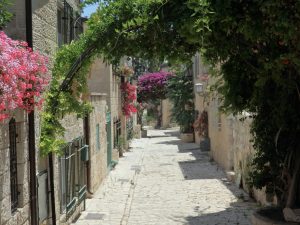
[193,110,208,137]
[137,71,172,102]
[121,81,137,117]
[0,31,49,121]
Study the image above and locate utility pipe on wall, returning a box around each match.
[25,1,38,225]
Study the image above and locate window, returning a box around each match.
[60,137,88,216]
[57,1,83,47]
[9,118,18,213]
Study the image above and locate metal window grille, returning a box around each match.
[60,137,87,217]
[58,1,77,47]
[63,1,73,44]
[60,143,76,214]
[9,118,18,213]
[113,119,121,148]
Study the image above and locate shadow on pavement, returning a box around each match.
[164,130,180,137]
[183,201,253,225]
[155,131,255,225]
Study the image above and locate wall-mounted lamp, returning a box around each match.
[195,83,204,93]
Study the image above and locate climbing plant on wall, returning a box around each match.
[120,81,137,117]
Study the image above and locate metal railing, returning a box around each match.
[60,136,88,218]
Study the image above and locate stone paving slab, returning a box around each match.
[73,129,257,225]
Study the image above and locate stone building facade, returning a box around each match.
[1,0,58,224]
[88,58,122,164]
[87,93,108,193]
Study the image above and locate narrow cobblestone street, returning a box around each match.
[74,129,257,225]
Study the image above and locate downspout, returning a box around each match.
[48,154,56,225]
[84,115,93,195]
[25,1,38,225]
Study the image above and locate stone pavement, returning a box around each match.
[73,129,257,225]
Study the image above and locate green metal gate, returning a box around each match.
[106,112,112,167]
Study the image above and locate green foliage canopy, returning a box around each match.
[43,0,300,208]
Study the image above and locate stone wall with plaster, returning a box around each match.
[0,110,30,225]
[88,94,108,193]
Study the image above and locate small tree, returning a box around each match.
[167,66,194,133]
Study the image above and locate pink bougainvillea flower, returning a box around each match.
[137,70,172,102]
[121,81,137,117]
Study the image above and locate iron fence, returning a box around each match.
[60,136,88,218]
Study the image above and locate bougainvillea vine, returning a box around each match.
[0,31,49,121]
[137,71,172,102]
[120,81,137,117]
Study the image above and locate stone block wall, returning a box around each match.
[232,116,271,205]
[88,94,108,193]
[232,115,253,191]
[32,0,57,63]
[0,110,30,225]
[161,99,172,129]
[208,97,234,171]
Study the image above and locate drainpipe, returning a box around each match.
[48,154,56,225]
[84,115,93,195]
[25,1,38,225]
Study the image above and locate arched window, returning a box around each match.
[9,118,18,212]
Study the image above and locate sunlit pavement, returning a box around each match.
[73,128,257,225]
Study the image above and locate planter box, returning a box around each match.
[180,133,194,143]
[141,129,147,138]
[200,138,210,151]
